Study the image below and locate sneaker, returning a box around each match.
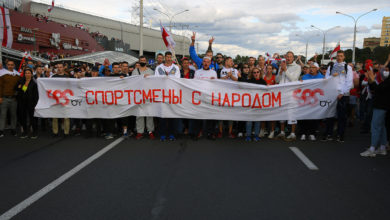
[264,130,269,136]
[276,132,285,140]
[135,133,143,140]
[169,135,176,141]
[123,132,129,139]
[105,133,114,140]
[217,132,223,138]
[259,129,265,138]
[20,133,28,139]
[207,133,216,140]
[360,149,376,157]
[300,134,306,141]
[336,136,344,143]
[228,133,236,139]
[30,135,38,139]
[309,135,316,141]
[237,132,243,138]
[160,135,166,141]
[375,148,387,156]
[285,133,296,142]
[11,130,17,137]
[0,131,4,138]
[52,133,59,138]
[245,136,251,142]
[268,131,274,139]
[321,135,333,142]
[149,132,155,140]
[253,137,261,142]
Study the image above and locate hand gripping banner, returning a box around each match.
[35,76,339,121]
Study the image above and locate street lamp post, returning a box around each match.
[311,25,340,65]
[336,9,377,64]
[153,8,189,32]
[295,34,319,64]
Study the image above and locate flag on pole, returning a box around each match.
[18,52,32,76]
[0,6,13,48]
[330,42,340,61]
[160,23,176,51]
[48,0,55,13]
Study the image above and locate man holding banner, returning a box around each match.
[276,51,301,141]
[155,51,181,141]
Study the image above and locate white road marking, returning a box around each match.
[289,147,319,170]
[0,137,124,220]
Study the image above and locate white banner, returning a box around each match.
[35,76,339,121]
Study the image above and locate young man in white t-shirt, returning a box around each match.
[217,57,238,138]
[193,57,218,140]
[155,51,181,141]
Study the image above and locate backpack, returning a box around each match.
[329,62,348,75]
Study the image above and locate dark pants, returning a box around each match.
[86,119,102,137]
[191,120,216,137]
[159,118,176,137]
[19,106,37,134]
[386,110,390,142]
[362,98,373,132]
[325,96,349,137]
[300,120,318,136]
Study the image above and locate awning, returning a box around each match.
[1,47,50,64]
[54,51,138,66]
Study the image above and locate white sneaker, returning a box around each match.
[237,132,243,138]
[300,134,306,141]
[309,135,316,141]
[268,131,274,139]
[374,148,387,156]
[259,129,265,138]
[286,133,296,141]
[360,149,376,157]
[276,132,285,139]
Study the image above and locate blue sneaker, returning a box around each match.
[123,132,129,139]
[253,137,261,142]
[245,136,251,142]
[169,135,176,141]
[160,135,166,141]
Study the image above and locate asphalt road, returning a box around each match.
[1,126,390,220]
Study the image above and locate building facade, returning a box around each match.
[363,37,380,50]
[23,1,191,56]
[380,16,390,47]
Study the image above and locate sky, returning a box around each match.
[40,0,390,58]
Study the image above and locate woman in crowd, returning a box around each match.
[360,68,390,157]
[16,68,39,138]
[245,67,267,141]
[260,64,277,139]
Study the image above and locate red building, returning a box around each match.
[4,8,103,56]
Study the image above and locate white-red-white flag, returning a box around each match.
[330,42,340,61]
[23,51,32,60]
[160,23,176,50]
[48,0,55,13]
[0,7,13,48]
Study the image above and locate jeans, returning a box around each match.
[246,121,260,137]
[371,108,388,147]
[0,97,17,131]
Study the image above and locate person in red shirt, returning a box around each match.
[259,65,276,139]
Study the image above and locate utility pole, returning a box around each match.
[139,0,144,56]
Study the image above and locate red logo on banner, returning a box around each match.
[47,89,74,106]
[292,88,324,106]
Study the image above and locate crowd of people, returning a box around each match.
[0,34,389,157]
